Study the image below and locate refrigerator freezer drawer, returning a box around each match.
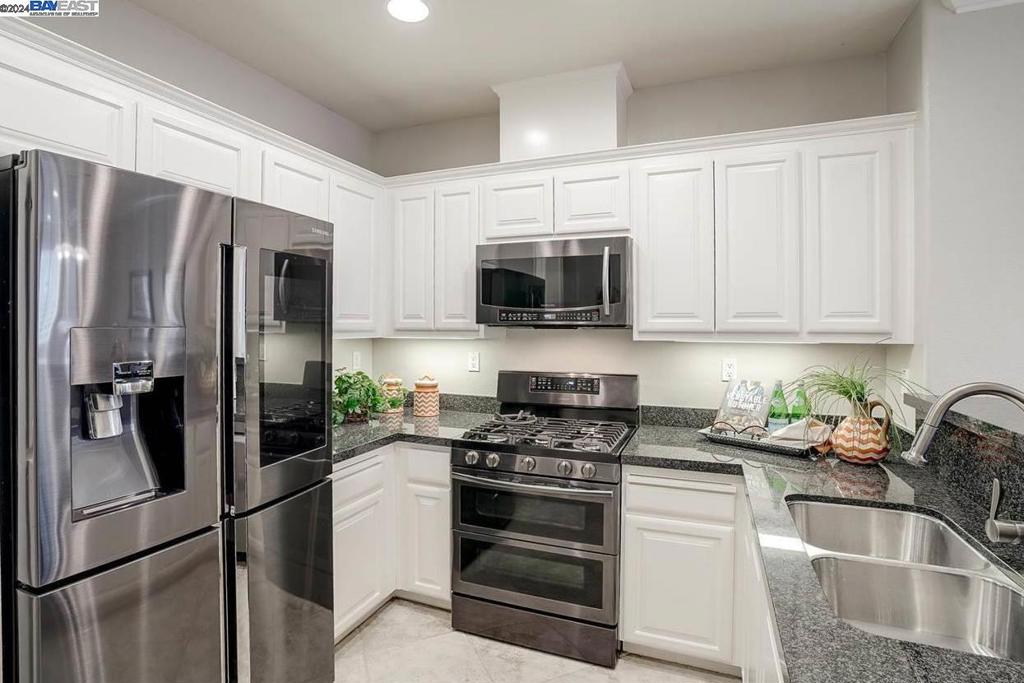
[231,480,334,683]
[16,528,223,683]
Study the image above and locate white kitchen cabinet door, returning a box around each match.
[332,451,396,641]
[434,182,480,330]
[330,173,382,334]
[393,186,435,330]
[397,447,451,605]
[803,133,894,334]
[554,163,630,234]
[714,148,801,333]
[0,34,136,168]
[633,155,715,333]
[137,101,260,199]
[622,514,735,664]
[481,172,553,240]
[261,147,330,220]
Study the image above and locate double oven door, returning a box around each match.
[451,468,619,625]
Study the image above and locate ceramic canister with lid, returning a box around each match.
[413,375,440,417]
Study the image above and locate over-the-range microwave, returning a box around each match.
[476,236,632,327]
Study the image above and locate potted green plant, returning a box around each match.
[792,360,922,465]
[332,370,404,426]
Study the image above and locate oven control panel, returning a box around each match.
[498,309,600,323]
[529,375,600,394]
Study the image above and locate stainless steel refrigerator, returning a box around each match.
[0,150,334,683]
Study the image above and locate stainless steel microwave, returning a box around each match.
[476,236,632,327]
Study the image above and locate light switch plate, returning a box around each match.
[467,351,480,373]
[352,351,362,371]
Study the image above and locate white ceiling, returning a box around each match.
[129,0,916,133]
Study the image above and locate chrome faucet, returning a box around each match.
[902,382,1024,543]
[902,382,1024,467]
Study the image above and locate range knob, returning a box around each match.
[521,456,536,472]
[485,453,501,468]
[581,463,597,480]
[557,460,574,476]
[464,451,480,465]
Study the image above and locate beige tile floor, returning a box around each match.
[335,599,740,683]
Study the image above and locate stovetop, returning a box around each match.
[459,412,632,455]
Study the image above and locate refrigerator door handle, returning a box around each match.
[231,245,247,417]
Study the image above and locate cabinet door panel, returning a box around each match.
[400,481,452,602]
[331,173,381,333]
[137,101,259,199]
[262,147,330,220]
[482,173,553,239]
[714,149,800,333]
[434,182,479,330]
[633,155,715,332]
[554,163,629,234]
[622,514,735,663]
[804,134,893,334]
[394,186,435,330]
[0,35,135,167]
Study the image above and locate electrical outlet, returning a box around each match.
[352,351,362,371]
[467,351,480,373]
[721,358,737,382]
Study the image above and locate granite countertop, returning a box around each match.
[332,410,1024,682]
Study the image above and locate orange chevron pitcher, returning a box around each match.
[832,399,892,465]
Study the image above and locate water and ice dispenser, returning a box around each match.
[70,327,187,518]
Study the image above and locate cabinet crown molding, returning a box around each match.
[940,0,1024,12]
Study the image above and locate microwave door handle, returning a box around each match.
[452,472,615,497]
[601,245,611,316]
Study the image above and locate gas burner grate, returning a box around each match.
[460,415,630,454]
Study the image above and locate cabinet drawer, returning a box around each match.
[402,447,450,487]
[332,455,388,511]
[625,473,736,524]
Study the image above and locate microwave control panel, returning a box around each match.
[498,309,600,323]
[529,375,600,395]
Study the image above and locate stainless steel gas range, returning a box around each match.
[450,371,639,668]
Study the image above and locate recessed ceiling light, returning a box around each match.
[387,0,429,23]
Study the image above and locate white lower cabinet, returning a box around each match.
[331,444,452,641]
[621,468,740,668]
[397,445,452,606]
[737,498,786,683]
[331,448,397,641]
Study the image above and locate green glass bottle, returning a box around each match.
[767,380,789,433]
[789,381,811,423]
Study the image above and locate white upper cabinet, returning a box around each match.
[136,101,260,199]
[330,172,382,334]
[803,133,894,334]
[434,181,480,331]
[554,163,630,234]
[482,172,554,240]
[0,34,135,168]
[393,186,435,330]
[261,147,330,220]
[633,155,715,333]
[714,147,801,333]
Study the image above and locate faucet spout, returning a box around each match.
[901,382,1024,467]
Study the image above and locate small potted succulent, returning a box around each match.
[332,369,404,426]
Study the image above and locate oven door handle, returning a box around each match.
[601,245,611,316]
[452,472,615,497]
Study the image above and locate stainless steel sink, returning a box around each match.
[788,499,1024,661]
[788,500,997,575]
[812,556,1024,663]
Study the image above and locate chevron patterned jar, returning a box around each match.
[832,399,892,465]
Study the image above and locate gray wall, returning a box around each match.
[886,0,1024,432]
[372,54,889,177]
[30,0,375,167]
